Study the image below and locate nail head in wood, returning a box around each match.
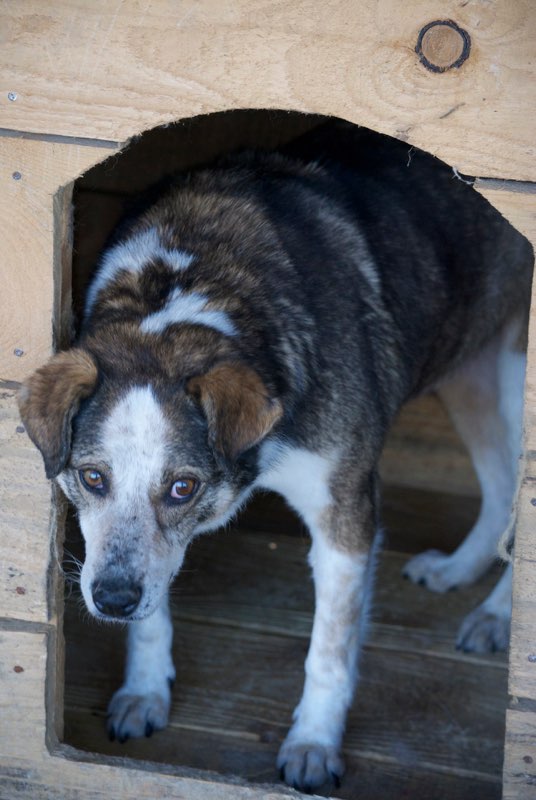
[416,20,471,73]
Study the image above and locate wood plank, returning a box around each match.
[0,630,300,800]
[1,1,535,180]
[471,186,536,797]
[62,511,508,796]
[0,390,51,623]
[63,614,506,786]
[503,708,536,800]
[63,711,502,800]
[0,630,50,763]
[0,137,111,382]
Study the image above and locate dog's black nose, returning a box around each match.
[91,580,142,618]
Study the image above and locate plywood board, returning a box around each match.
[1,1,535,180]
[474,186,536,798]
[0,630,300,800]
[0,390,52,623]
[0,136,116,382]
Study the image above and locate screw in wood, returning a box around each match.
[7,91,17,101]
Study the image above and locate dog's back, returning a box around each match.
[84,122,532,441]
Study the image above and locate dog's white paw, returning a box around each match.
[456,605,510,653]
[106,683,172,742]
[277,739,344,793]
[402,549,465,593]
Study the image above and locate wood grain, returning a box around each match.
[62,520,507,798]
[0,630,300,800]
[0,390,51,623]
[1,1,535,180]
[473,185,536,798]
[0,137,114,382]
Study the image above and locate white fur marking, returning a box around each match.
[279,535,369,786]
[106,593,176,738]
[85,228,194,314]
[78,385,176,616]
[256,443,333,531]
[102,385,170,502]
[140,287,236,337]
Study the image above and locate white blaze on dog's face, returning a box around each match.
[59,386,181,618]
[57,383,244,620]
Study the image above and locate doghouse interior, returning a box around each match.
[62,111,507,799]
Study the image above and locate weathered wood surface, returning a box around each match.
[473,186,536,798]
[0,137,114,382]
[63,517,507,799]
[0,390,51,623]
[1,1,535,181]
[0,631,299,800]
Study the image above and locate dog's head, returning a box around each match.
[18,348,282,621]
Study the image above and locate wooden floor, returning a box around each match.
[62,486,507,799]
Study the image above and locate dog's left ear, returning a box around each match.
[187,361,283,459]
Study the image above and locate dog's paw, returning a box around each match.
[402,549,465,593]
[106,684,172,743]
[456,605,510,653]
[277,740,344,793]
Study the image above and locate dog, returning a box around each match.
[18,121,533,792]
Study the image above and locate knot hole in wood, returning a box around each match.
[416,20,471,73]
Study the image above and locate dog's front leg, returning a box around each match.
[277,520,375,791]
[107,593,176,742]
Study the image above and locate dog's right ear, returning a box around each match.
[18,349,98,479]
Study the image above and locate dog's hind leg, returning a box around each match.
[106,592,176,742]
[403,320,526,651]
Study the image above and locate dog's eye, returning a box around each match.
[170,477,198,503]
[79,468,105,493]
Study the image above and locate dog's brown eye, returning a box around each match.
[170,478,198,503]
[79,468,105,492]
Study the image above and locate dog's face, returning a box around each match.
[18,348,282,622]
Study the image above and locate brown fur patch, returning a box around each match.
[187,361,283,459]
[18,349,98,478]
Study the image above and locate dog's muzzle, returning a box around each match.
[91,578,142,618]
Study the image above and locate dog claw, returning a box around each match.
[108,727,116,742]
[279,766,286,782]
[145,721,154,738]
[118,733,130,744]
[418,577,426,587]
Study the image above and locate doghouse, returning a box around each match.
[1,3,535,798]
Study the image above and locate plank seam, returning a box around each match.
[475,177,536,194]
[0,127,123,150]
[0,616,53,634]
[509,696,536,713]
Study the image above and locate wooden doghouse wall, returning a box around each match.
[0,2,535,799]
